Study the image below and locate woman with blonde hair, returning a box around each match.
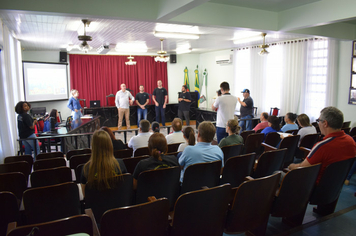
[296,113,317,146]
[218,119,243,148]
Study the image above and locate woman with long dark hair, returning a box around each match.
[261,116,282,138]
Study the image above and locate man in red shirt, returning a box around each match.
[253,112,269,132]
[288,106,356,184]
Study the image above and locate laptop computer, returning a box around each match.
[90,100,101,108]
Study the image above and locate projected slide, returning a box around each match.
[23,62,69,102]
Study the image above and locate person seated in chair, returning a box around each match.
[281,112,298,133]
[218,119,243,148]
[165,118,186,144]
[179,121,224,183]
[128,119,152,156]
[151,121,160,133]
[100,126,125,151]
[261,116,282,138]
[288,106,356,184]
[43,109,59,132]
[253,112,269,132]
[296,113,317,146]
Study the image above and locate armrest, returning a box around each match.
[201,186,209,189]
[245,176,254,181]
[6,222,17,235]
[147,196,157,202]
[283,168,291,173]
[261,142,277,151]
[85,208,100,236]
[299,147,311,159]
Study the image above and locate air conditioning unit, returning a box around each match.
[215,55,232,65]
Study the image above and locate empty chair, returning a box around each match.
[136,166,180,209]
[84,174,134,223]
[23,182,81,224]
[30,166,73,188]
[170,184,231,236]
[100,198,169,236]
[0,192,20,236]
[33,157,66,171]
[122,155,149,174]
[106,94,115,107]
[240,130,255,144]
[0,161,30,181]
[167,143,183,153]
[349,127,356,137]
[342,121,351,128]
[341,127,351,135]
[0,172,27,203]
[253,149,287,178]
[271,164,321,226]
[244,133,264,155]
[224,173,281,235]
[309,158,355,215]
[221,153,255,187]
[280,135,300,167]
[69,153,91,170]
[66,148,91,160]
[221,144,243,164]
[6,214,93,236]
[134,146,150,157]
[270,107,280,116]
[4,155,33,172]
[114,149,133,159]
[36,151,64,160]
[180,160,222,194]
[264,132,281,147]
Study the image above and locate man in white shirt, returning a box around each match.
[212,82,238,143]
[128,119,152,156]
[166,118,186,144]
[115,84,134,130]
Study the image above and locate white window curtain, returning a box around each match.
[233,38,338,121]
[0,20,24,162]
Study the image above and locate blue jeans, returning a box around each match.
[23,133,40,157]
[239,115,253,132]
[72,110,83,121]
[137,107,148,123]
[346,161,356,180]
[155,105,166,126]
[216,127,228,144]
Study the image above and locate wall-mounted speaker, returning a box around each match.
[60,51,67,62]
[170,54,177,63]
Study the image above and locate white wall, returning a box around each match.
[337,41,356,127]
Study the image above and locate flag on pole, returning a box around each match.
[183,67,190,92]
[199,69,207,108]
[194,66,200,107]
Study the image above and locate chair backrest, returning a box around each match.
[30,166,73,188]
[253,149,287,178]
[75,164,85,183]
[7,214,93,236]
[221,144,243,164]
[100,198,169,236]
[84,174,134,223]
[0,161,30,180]
[23,182,81,224]
[342,121,351,128]
[122,155,149,174]
[181,160,222,194]
[225,173,280,234]
[136,166,180,210]
[309,157,355,206]
[0,192,19,236]
[114,149,133,159]
[350,127,356,137]
[69,153,91,169]
[221,153,255,187]
[255,128,263,133]
[66,148,91,160]
[134,146,150,157]
[4,155,33,173]
[299,133,319,149]
[166,151,180,157]
[171,184,231,236]
[285,129,299,135]
[253,107,258,116]
[341,127,351,135]
[264,132,281,147]
[37,119,45,132]
[244,133,265,154]
[36,151,64,160]
[106,94,115,107]
[0,172,27,202]
[270,107,280,116]
[33,157,66,171]
[240,130,255,144]
[79,98,86,108]
[271,164,321,221]
[279,135,300,167]
[167,143,183,153]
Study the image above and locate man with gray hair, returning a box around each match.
[289,106,356,184]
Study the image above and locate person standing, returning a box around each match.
[135,85,149,123]
[238,89,254,132]
[115,84,134,130]
[212,82,238,143]
[152,80,168,126]
[67,89,82,121]
[178,85,191,126]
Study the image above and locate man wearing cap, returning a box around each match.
[238,89,254,131]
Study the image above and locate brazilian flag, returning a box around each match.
[184,67,190,91]
[194,66,200,106]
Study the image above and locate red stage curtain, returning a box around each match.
[69,54,168,107]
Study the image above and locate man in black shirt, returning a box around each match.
[178,85,191,126]
[238,89,254,131]
[135,85,150,123]
[152,80,168,126]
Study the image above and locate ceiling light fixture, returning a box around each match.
[125,55,137,65]
[78,19,92,53]
[154,31,199,39]
[155,39,170,63]
[79,41,92,53]
[259,33,269,56]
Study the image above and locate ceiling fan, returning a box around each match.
[155,39,170,62]
[259,33,269,56]
[78,19,92,53]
